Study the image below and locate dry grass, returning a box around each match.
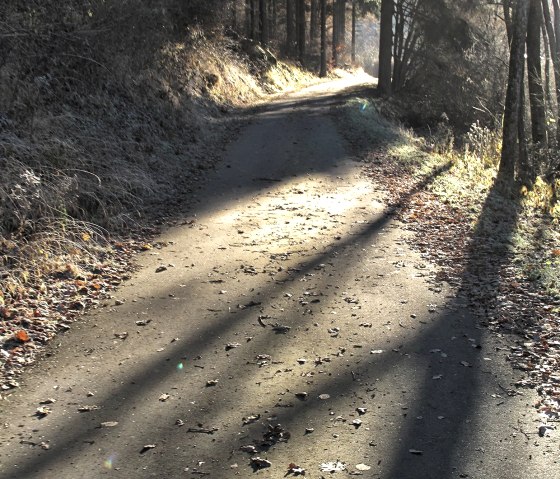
[0,2,317,307]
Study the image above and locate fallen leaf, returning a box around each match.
[409,449,423,455]
[140,444,156,454]
[240,445,257,453]
[370,349,384,354]
[35,407,51,418]
[159,393,170,402]
[356,407,367,415]
[135,319,151,326]
[155,266,167,273]
[356,463,371,471]
[320,461,346,472]
[206,379,218,387]
[287,463,306,475]
[460,361,471,367]
[318,394,330,400]
[250,457,271,470]
[15,330,30,342]
[78,405,100,412]
[100,421,119,428]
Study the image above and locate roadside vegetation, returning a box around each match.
[0,1,316,390]
[337,95,559,416]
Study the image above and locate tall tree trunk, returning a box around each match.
[296,0,306,63]
[250,0,257,40]
[320,0,327,76]
[287,0,296,56]
[527,0,547,145]
[519,61,530,180]
[232,0,238,31]
[553,0,560,54]
[351,0,356,63]
[271,0,277,40]
[245,0,251,37]
[259,0,269,46]
[332,0,339,65]
[310,0,319,50]
[504,0,513,44]
[542,0,560,142]
[500,0,531,183]
[338,0,346,62]
[378,0,393,95]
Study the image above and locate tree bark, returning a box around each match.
[503,0,513,44]
[542,0,560,142]
[245,0,251,37]
[271,0,277,40]
[320,0,327,76]
[378,0,393,95]
[296,0,306,64]
[351,0,356,63]
[339,0,346,61]
[500,0,531,183]
[310,0,319,49]
[527,0,547,145]
[250,0,257,40]
[259,0,269,46]
[287,0,296,56]
[332,0,339,65]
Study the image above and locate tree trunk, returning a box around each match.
[378,0,393,95]
[296,0,306,64]
[500,0,531,183]
[527,0,547,145]
[542,0,560,142]
[320,0,327,76]
[332,0,339,65]
[351,0,356,63]
[503,0,513,44]
[287,0,296,56]
[245,0,251,37]
[232,0,238,31]
[250,0,257,40]
[259,0,269,46]
[553,0,560,54]
[271,0,277,40]
[518,61,530,180]
[338,0,346,62]
[310,0,319,50]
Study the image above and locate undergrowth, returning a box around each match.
[0,2,317,321]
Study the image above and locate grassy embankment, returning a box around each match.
[0,2,316,388]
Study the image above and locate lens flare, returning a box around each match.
[177,362,184,371]
[104,455,116,469]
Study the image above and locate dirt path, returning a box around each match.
[0,77,557,478]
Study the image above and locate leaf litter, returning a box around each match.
[358,145,560,418]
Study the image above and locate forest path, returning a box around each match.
[0,76,557,478]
